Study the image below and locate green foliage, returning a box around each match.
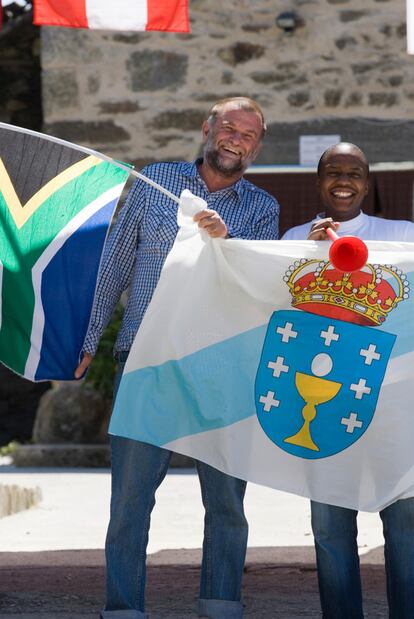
[85,305,123,400]
[0,441,18,456]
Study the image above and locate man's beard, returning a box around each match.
[205,145,244,177]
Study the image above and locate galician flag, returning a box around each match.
[110,191,414,512]
[0,123,129,381]
[33,0,190,32]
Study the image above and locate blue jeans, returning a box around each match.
[311,498,414,618]
[102,358,248,619]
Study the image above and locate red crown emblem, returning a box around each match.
[285,259,409,326]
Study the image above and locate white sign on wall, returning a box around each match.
[299,135,341,166]
[408,0,414,54]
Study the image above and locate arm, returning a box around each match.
[75,178,146,377]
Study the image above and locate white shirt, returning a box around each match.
[281,211,414,242]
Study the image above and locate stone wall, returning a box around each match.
[41,0,413,165]
[0,14,41,129]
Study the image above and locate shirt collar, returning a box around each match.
[183,159,247,199]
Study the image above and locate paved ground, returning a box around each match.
[0,465,389,617]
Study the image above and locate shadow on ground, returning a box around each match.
[0,547,388,618]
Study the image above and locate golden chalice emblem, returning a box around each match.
[284,370,341,452]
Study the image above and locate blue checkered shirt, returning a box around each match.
[83,160,280,355]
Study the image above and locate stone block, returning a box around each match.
[335,36,357,50]
[41,28,103,66]
[42,69,79,117]
[12,444,194,469]
[33,383,110,445]
[368,92,398,107]
[0,484,42,518]
[324,89,343,107]
[345,92,363,106]
[339,10,369,22]
[12,444,110,468]
[99,101,141,114]
[217,42,265,66]
[43,120,130,144]
[149,109,206,131]
[241,23,272,33]
[127,50,188,91]
[287,91,310,107]
[112,33,150,44]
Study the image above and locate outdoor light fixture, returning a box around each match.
[276,11,300,35]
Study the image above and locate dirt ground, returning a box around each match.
[0,548,388,618]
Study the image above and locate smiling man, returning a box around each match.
[76,97,280,619]
[283,142,414,619]
[283,142,414,241]
[283,142,414,242]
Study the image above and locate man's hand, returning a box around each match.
[193,209,228,238]
[74,352,94,379]
[307,218,340,241]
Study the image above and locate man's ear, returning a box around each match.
[364,178,370,196]
[201,120,210,144]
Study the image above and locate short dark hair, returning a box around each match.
[317,142,369,176]
[207,97,267,138]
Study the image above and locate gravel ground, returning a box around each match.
[0,549,388,618]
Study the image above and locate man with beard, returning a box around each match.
[75,97,280,619]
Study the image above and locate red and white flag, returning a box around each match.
[34,0,189,32]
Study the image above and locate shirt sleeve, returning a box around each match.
[82,177,146,355]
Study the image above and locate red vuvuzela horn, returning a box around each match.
[325,227,368,272]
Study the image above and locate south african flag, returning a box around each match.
[0,124,129,380]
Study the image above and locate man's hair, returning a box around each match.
[317,142,369,177]
[207,97,267,137]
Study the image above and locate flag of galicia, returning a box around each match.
[256,309,396,459]
[108,195,414,511]
[0,124,129,381]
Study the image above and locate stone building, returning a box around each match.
[39,0,413,167]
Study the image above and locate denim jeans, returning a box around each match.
[311,498,414,618]
[102,358,247,619]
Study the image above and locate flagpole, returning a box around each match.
[0,122,181,204]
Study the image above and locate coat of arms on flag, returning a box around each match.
[0,123,129,381]
[256,260,409,459]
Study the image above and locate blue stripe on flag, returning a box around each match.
[35,200,116,380]
[109,325,267,445]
